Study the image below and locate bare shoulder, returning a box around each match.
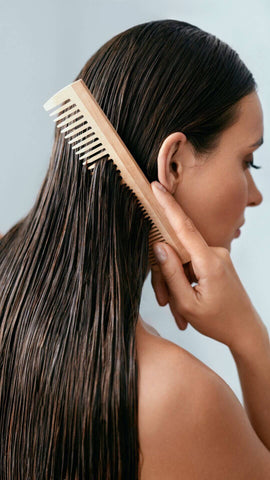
[136,321,270,479]
[136,318,221,406]
[136,320,222,429]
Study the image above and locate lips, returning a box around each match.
[233,220,245,239]
[237,220,245,230]
[234,220,245,238]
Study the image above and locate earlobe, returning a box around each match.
[157,132,186,193]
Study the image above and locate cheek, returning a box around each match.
[211,178,247,235]
[217,172,247,210]
[175,172,248,246]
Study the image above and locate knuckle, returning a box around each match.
[165,265,178,284]
[183,216,196,233]
[211,256,227,278]
[217,247,230,260]
[210,247,231,276]
[175,215,196,236]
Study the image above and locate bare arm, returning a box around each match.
[230,321,270,450]
[150,181,270,462]
[139,346,270,479]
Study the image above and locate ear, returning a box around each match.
[157,132,188,194]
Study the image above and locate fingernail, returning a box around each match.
[152,181,167,192]
[153,244,168,263]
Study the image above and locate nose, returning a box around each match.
[247,171,263,207]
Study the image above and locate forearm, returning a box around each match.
[230,319,270,451]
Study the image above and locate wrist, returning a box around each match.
[229,315,270,360]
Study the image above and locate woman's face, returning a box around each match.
[158,92,264,251]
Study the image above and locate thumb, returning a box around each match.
[153,242,194,316]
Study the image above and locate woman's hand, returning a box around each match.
[150,181,267,353]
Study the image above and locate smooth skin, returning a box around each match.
[136,92,270,478]
[151,91,263,328]
[150,180,268,352]
[156,91,263,252]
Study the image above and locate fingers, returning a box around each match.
[151,181,211,269]
[153,242,195,317]
[151,254,189,330]
[151,264,169,306]
[183,262,198,284]
[169,301,189,331]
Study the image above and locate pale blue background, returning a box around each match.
[0,0,269,404]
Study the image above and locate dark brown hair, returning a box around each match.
[0,19,256,479]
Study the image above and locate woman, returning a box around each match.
[0,19,269,479]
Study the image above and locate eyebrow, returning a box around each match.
[249,136,264,148]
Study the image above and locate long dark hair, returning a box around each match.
[0,19,256,479]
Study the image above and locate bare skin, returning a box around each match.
[2,91,268,476]
[151,91,263,327]
[135,92,270,478]
[136,315,270,479]
[135,317,231,479]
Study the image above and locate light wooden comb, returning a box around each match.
[43,79,190,266]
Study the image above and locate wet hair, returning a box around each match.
[0,19,256,480]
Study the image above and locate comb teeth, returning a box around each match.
[63,118,108,167]
[49,100,73,117]
[43,80,191,267]
[56,112,83,128]
[136,196,165,265]
[52,94,165,265]
[60,117,86,133]
[64,124,91,139]
[45,88,110,170]
[148,225,166,265]
[80,146,103,161]
[74,138,100,155]
[76,139,101,157]
[71,132,95,149]
[82,149,108,165]
[68,131,94,145]
[53,105,80,122]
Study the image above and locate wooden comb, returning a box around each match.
[43,79,190,266]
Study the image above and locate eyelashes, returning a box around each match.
[245,154,262,170]
[247,161,261,169]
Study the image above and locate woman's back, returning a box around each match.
[136,317,270,479]
[2,18,270,479]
